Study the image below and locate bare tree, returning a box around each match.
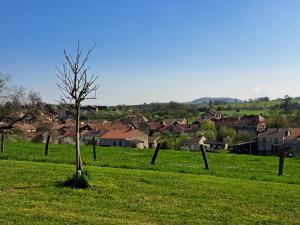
[0,73,42,152]
[56,42,99,176]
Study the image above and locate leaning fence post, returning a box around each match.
[278,145,285,176]
[200,144,209,170]
[151,143,161,165]
[93,136,96,160]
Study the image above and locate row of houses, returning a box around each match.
[56,113,265,150]
[9,109,300,155]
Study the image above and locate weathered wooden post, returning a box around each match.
[151,143,161,165]
[200,144,209,170]
[1,133,4,153]
[278,144,285,176]
[249,135,252,154]
[93,136,96,160]
[44,135,50,156]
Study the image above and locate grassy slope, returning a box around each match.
[1,160,300,225]
[1,142,300,185]
[207,98,300,117]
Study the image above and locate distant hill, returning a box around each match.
[189,97,244,105]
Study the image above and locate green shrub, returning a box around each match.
[63,172,90,189]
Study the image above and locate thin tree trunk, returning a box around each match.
[1,134,3,153]
[76,103,82,175]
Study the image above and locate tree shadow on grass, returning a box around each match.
[55,173,90,189]
[0,184,48,191]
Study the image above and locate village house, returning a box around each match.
[79,122,112,143]
[14,122,37,133]
[162,118,187,126]
[233,141,258,154]
[111,122,133,131]
[158,123,198,135]
[39,113,54,122]
[147,121,164,132]
[216,115,266,136]
[58,121,112,144]
[80,122,112,132]
[120,116,153,134]
[258,128,300,156]
[122,115,148,124]
[98,129,149,149]
[148,136,160,149]
[182,136,206,151]
[130,120,151,134]
[201,110,222,121]
[58,126,78,144]
[257,128,288,155]
[81,130,106,144]
[205,141,228,150]
[285,128,300,156]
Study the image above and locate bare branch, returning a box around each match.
[56,43,99,104]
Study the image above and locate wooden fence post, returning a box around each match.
[278,145,285,176]
[93,136,96,160]
[151,143,161,165]
[45,135,50,156]
[200,144,209,170]
[1,133,4,153]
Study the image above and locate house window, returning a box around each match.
[113,141,116,146]
[263,138,266,143]
[274,138,279,144]
[119,141,122,146]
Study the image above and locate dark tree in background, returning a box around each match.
[56,43,100,176]
[281,95,293,114]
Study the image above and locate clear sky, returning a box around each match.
[1,0,300,105]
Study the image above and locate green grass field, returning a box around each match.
[1,142,300,184]
[1,142,300,224]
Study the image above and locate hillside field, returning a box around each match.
[0,142,300,224]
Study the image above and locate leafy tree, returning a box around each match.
[198,120,216,141]
[267,112,288,128]
[281,95,293,114]
[159,131,176,149]
[217,126,236,144]
[294,110,300,124]
[256,97,270,102]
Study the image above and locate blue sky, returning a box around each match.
[1,0,300,105]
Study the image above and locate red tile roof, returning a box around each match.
[111,122,132,131]
[286,128,300,141]
[99,129,145,140]
[14,123,36,131]
[147,121,163,130]
[84,123,111,131]
[63,127,77,137]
